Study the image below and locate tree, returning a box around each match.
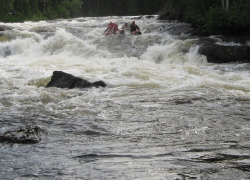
[0,0,15,15]
[61,0,83,17]
[221,0,229,10]
[226,0,229,10]
[221,0,225,9]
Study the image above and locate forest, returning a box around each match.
[164,0,250,34]
[0,0,250,35]
[0,0,165,21]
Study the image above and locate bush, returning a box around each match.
[0,14,26,22]
[203,7,229,34]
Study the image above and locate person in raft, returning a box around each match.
[121,23,130,31]
[104,22,119,35]
[130,21,142,35]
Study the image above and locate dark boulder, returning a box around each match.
[189,26,250,37]
[198,45,250,63]
[188,27,211,36]
[46,71,107,89]
[0,123,44,144]
[0,25,13,31]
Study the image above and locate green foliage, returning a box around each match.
[184,0,205,27]
[31,12,47,21]
[0,0,165,22]
[164,0,250,35]
[61,0,83,17]
[0,12,26,23]
[203,1,250,34]
[203,7,229,33]
[0,0,83,22]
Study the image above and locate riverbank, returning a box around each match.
[156,6,250,64]
[157,4,250,37]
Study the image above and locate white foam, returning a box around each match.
[0,16,249,96]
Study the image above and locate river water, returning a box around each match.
[0,16,250,180]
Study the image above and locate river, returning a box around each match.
[0,16,250,180]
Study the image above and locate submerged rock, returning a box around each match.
[0,123,44,144]
[46,71,107,89]
[198,45,250,63]
[0,25,13,31]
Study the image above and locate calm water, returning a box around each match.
[0,16,250,180]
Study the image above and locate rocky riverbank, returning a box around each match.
[157,8,250,63]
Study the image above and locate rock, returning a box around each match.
[198,45,250,63]
[0,25,13,31]
[188,26,250,37]
[144,15,155,19]
[0,123,44,144]
[188,27,211,36]
[0,135,40,144]
[46,71,107,89]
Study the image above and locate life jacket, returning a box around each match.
[109,23,118,32]
[130,24,140,33]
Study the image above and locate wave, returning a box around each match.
[0,27,206,65]
[0,17,250,94]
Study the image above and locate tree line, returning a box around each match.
[164,0,250,34]
[0,0,165,22]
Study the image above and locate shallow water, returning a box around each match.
[0,16,250,180]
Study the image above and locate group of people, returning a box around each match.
[104,21,141,36]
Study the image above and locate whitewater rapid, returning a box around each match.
[1,16,250,95]
[0,16,250,180]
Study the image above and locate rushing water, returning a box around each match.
[0,16,250,180]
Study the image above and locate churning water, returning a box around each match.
[0,16,250,180]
